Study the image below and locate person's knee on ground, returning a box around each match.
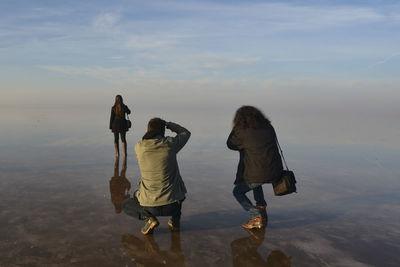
[168,201,182,231]
[122,198,146,220]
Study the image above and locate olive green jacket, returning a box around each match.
[135,122,191,207]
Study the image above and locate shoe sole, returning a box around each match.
[242,224,265,229]
[141,220,159,235]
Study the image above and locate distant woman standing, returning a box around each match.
[227,106,283,229]
[110,95,131,158]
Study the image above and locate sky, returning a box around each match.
[1,0,400,147]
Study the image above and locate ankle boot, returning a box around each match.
[141,217,159,235]
[114,143,119,158]
[242,216,265,229]
[257,206,268,223]
[168,218,180,232]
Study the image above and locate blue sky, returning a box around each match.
[0,0,399,105]
[1,0,400,147]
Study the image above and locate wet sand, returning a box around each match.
[1,144,399,266]
[1,107,400,266]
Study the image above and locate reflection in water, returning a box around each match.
[109,158,131,213]
[1,104,400,266]
[231,227,291,267]
[122,232,185,267]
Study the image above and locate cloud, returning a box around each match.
[269,57,321,63]
[109,56,123,60]
[2,1,399,86]
[93,13,120,31]
[158,1,384,33]
[125,35,177,50]
[6,6,75,20]
[369,53,400,68]
[201,56,260,69]
[40,65,158,84]
[0,1,392,61]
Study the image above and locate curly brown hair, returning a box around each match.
[233,106,270,129]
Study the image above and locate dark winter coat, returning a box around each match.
[227,122,283,185]
[109,105,131,132]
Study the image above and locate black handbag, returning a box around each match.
[126,114,132,129]
[272,136,297,196]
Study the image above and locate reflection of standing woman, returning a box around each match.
[227,106,283,229]
[110,95,131,158]
[109,158,131,214]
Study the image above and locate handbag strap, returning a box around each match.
[275,134,289,171]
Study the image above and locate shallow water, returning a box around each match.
[1,106,400,266]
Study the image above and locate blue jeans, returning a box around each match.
[233,183,267,218]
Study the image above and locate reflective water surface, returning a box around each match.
[1,106,400,266]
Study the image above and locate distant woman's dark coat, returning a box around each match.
[227,122,283,185]
[109,105,131,132]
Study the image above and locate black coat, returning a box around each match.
[227,123,283,185]
[109,105,131,132]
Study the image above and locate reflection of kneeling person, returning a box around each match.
[122,118,190,235]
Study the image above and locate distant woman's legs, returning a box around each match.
[120,131,127,158]
[113,131,127,158]
[114,132,120,157]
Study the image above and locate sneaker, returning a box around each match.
[168,219,180,232]
[256,205,268,223]
[242,216,265,229]
[141,217,159,235]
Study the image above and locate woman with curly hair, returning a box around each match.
[227,106,283,229]
[109,95,131,158]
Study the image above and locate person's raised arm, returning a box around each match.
[166,122,191,153]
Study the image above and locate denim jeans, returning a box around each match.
[233,183,267,218]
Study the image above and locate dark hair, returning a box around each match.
[233,106,270,129]
[143,117,166,139]
[113,95,124,117]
